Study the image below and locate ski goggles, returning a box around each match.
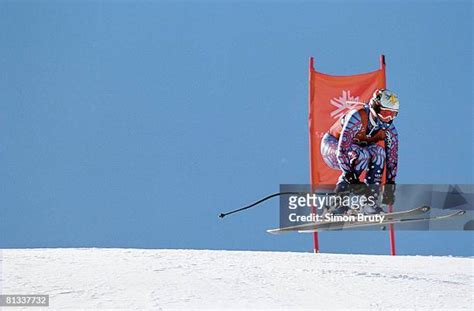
[377,108,398,122]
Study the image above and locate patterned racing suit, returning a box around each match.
[320,104,398,185]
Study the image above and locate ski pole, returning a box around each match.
[218,191,300,218]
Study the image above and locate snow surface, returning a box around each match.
[1,249,473,310]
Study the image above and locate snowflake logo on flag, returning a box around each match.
[330,90,360,119]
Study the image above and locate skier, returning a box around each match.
[320,89,399,212]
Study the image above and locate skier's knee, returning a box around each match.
[321,134,339,169]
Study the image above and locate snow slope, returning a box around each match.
[1,249,472,310]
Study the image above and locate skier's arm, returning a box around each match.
[336,110,362,173]
[384,123,399,183]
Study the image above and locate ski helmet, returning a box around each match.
[369,89,399,123]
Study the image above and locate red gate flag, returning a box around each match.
[309,56,386,185]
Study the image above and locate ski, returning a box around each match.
[267,205,431,234]
[297,210,465,233]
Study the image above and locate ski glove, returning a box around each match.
[382,183,396,205]
[335,172,364,194]
[344,172,362,184]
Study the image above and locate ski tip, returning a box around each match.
[421,205,431,212]
[266,228,281,234]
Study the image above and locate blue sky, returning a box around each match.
[0,1,472,256]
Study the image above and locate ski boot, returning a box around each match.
[324,202,350,216]
[362,204,386,215]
